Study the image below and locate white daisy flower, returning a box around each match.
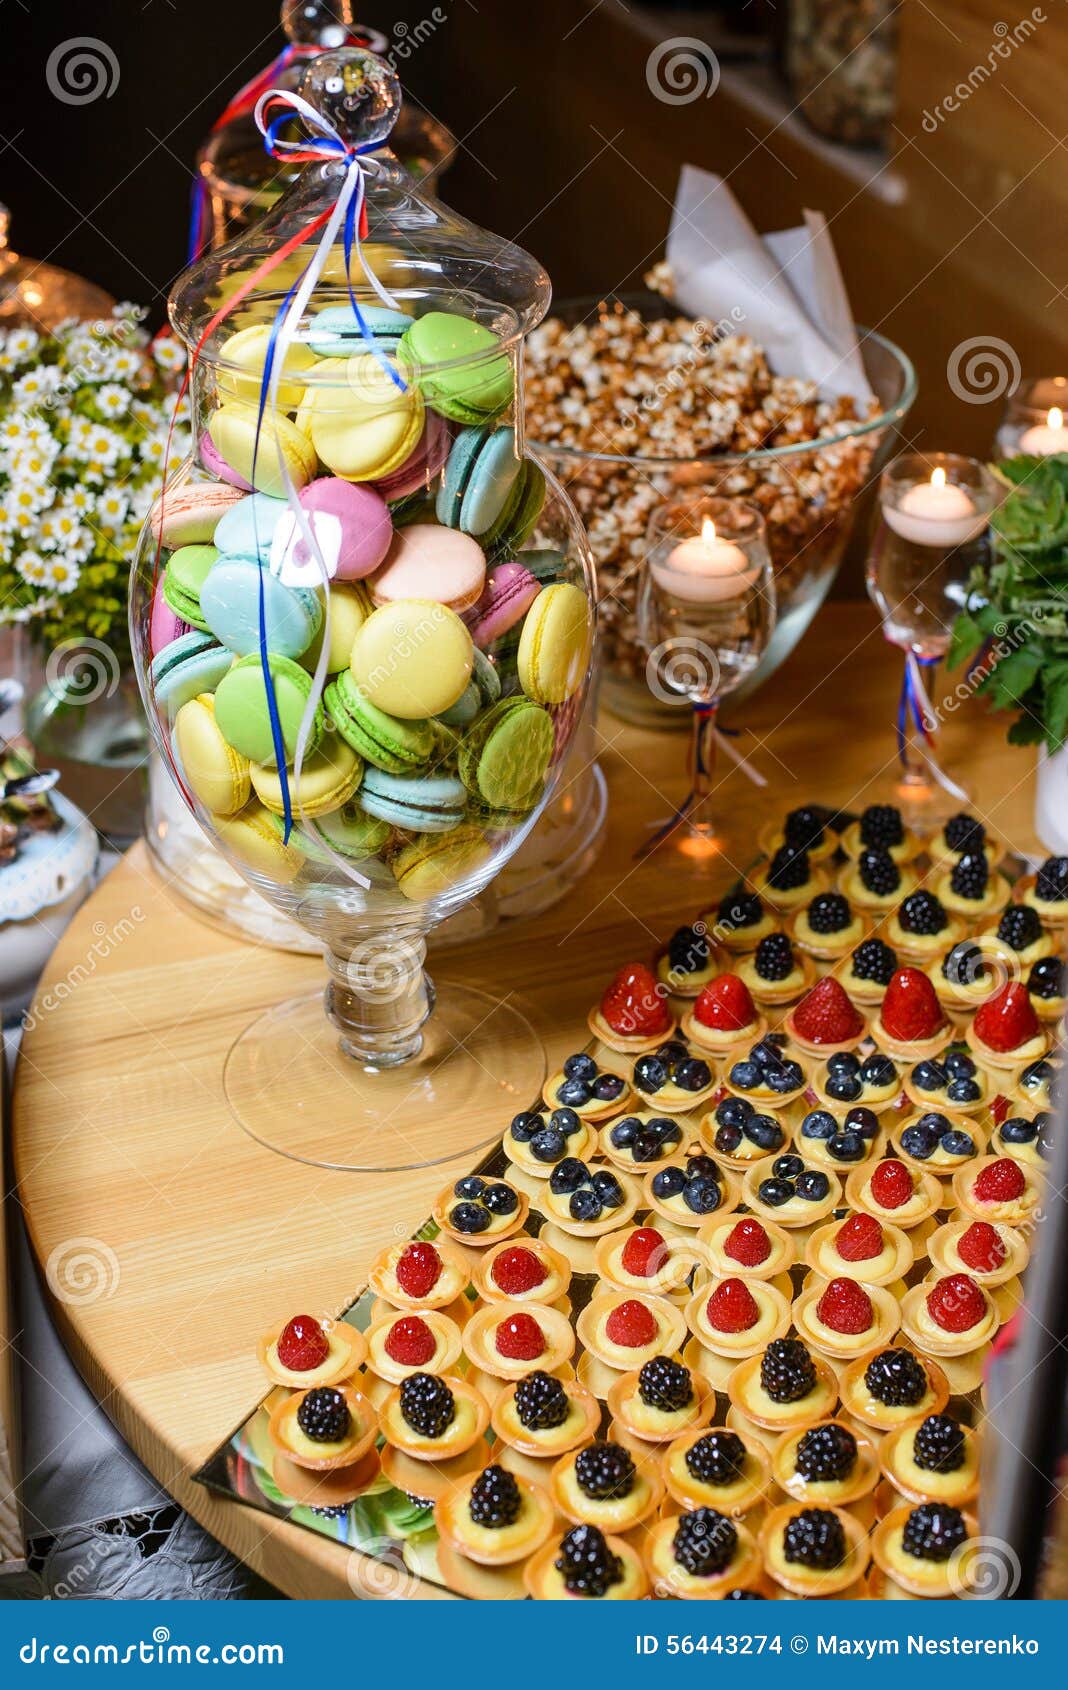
[40,554,81,594]
[9,479,50,516]
[58,486,97,516]
[16,548,48,585]
[152,337,186,372]
[6,327,40,363]
[95,382,130,419]
[95,489,129,532]
[12,366,63,406]
[107,348,142,381]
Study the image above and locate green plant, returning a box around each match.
[950,453,1068,752]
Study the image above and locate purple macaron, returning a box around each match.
[150,578,188,656]
[465,560,540,648]
[374,410,451,503]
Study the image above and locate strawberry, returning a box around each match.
[395,1241,442,1300]
[973,982,1040,1054]
[705,1278,761,1333]
[972,1158,1026,1204]
[495,1311,546,1360]
[491,1246,547,1296]
[869,1158,914,1210]
[834,1212,884,1263]
[957,1221,1008,1274]
[926,1273,987,1334]
[880,967,945,1044]
[694,974,757,1034]
[277,1314,329,1373]
[791,976,864,1045]
[600,963,673,1038]
[384,1315,436,1367]
[723,1217,772,1267]
[816,1277,874,1335]
[620,1227,669,1278]
[991,1093,1011,1126]
[605,1298,659,1348]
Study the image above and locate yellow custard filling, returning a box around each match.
[451,1494,546,1559]
[617,1388,700,1438]
[265,1328,356,1388]
[381,1393,478,1456]
[555,1463,653,1528]
[888,1433,979,1502]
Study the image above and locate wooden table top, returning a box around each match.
[11,604,1040,1598]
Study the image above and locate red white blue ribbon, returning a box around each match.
[897,649,970,801]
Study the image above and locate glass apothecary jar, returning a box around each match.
[786,0,899,148]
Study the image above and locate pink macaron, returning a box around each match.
[200,431,253,491]
[272,477,393,586]
[373,410,451,503]
[465,560,540,648]
[149,480,245,548]
[149,577,188,656]
[369,523,487,613]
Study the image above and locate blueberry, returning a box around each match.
[773,1153,805,1179]
[999,1116,1037,1145]
[715,1123,743,1154]
[683,1177,723,1214]
[676,1058,713,1092]
[658,1040,690,1065]
[686,1155,722,1182]
[828,1131,865,1162]
[650,1116,682,1146]
[593,1073,626,1102]
[801,1109,836,1140]
[450,1201,490,1233]
[859,1054,897,1087]
[550,1158,587,1194]
[508,1112,541,1144]
[1037,1113,1055,1158]
[943,1048,976,1079]
[911,1061,947,1092]
[827,1051,861,1076]
[946,1077,981,1104]
[917,1111,951,1135]
[591,1171,624,1206]
[767,1060,805,1093]
[483,1182,518,1215]
[844,1106,879,1140]
[795,1170,831,1201]
[563,1052,598,1083]
[633,1130,667,1163]
[454,1174,486,1200]
[610,1116,640,1149]
[556,1077,592,1108]
[900,1123,939,1160]
[550,1107,582,1137]
[745,1114,784,1151]
[757,1177,795,1207]
[940,1129,975,1158]
[751,1039,785,1070]
[716,1096,753,1127]
[570,1187,603,1222]
[652,1167,686,1200]
[826,1072,863,1102]
[634,1055,668,1094]
[729,1060,762,1091]
[530,1127,566,1163]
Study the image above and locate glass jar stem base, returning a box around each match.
[324,939,432,1067]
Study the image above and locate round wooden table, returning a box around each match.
[12,606,1039,1598]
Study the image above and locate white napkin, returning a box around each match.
[666,164,874,405]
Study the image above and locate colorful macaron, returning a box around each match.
[306,304,412,359]
[518,581,591,705]
[207,403,317,498]
[213,652,324,767]
[162,545,219,631]
[349,598,473,719]
[200,557,322,660]
[305,353,424,484]
[370,523,486,615]
[437,648,501,729]
[325,669,436,772]
[250,731,362,819]
[358,769,467,834]
[172,693,251,817]
[458,696,554,812]
[466,559,541,649]
[150,630,234,719]
[392,826,493,901]
[399,311,513,425]
[150,481,244,549]
[271,477,393,585]
[437,426,523,538]
[212,491,290,563]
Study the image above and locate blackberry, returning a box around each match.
[550,1157,587,1194]
[796,1169,831,1201]
[685,1430,748,1487]
[801,1109,836,1140]
[483,1182,518,1215]
[468,1464,521,1528]
[767,844,810,892]
[514,1370,570,1432]
[1029,956,1066,1000]
[795,1424,857,1482]
[717,1096,754,1127]
[450,1201,491,1234]
[761,1337,817,1404]
[671,1507,738,1576]
[860,1054,897,1087]
[860,804,904,849]
[782,1507,847,1570]
[639,1355,694,1413]
[399,1373,456,1439]
[858,847,900,897]
[570,1187,603,1222]
[784,805,827,851]
[563,1052,598,1084]
[754,932,795,981]
[851,936,897,985]
[913,1414,966,1473]
[997,904,1042,952]
[555,1524,623,1598]
[827,1131,864,1162]
[807,892,851,934]
[296,1386,351,1444]
[1035,855,1068,903]
[950,851,989,901]
[899,890,947,936]
[864,1347,926,1407]
[509,1111,542,1143]
[719,890,763,931]
[745,1114,784,1151]
[574,1441,635,1501]
[845,1106,879,1139]
[944,812,985,854]
[729,1060,762,1091]
[667,924,710,975]
[901,1502,967,1562]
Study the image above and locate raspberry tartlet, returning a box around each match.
[593,1224,701,1299]
[588,962,676,1054]
[870,966,951,1060]
[966,980,1049,1070]
[899,1272,999,1393]
[782,975,867,1057]
[461,1300,576,1392]
[364,1309,464,1400]
[368,1239,470,1315]
[685,1277,793,1389]
[793,1275,902,1365]
[257,1313,366,1389]
[952,1153,1041,1227]
[576,1292,688,1394]
[682,973,766,1056]
[471,1238,572,1308]
[804,1212,914,1288]
[698,1214,796,1282]
[926,1217,1028,1290]
[845,1156,942,1231]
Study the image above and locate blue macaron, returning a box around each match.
[436,425,522,538]
[150,630,233,718]
[306,305,412,359]
[212,492,289,563]
[436,648,502,729]
[200,558,322,660]
[358,769,467,833]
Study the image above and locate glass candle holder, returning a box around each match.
[996,376,1068,459]
[636,495,775,863]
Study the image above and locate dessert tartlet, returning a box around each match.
[899,1272,999,1393]
[834,935,899,1007]
[490,1370,600,1465]
[1028,954,1068,1024]
[840,804,921,865]
[365,1309,464,1390]
[889,1109,981,1177]
[736,932,815,1006]
[845,1156,942,1231]
[988,1110,1050,1168]
[685,1277,792,1386]
[1015,1054,1058,1111]
[543,1051,632,1122]
[599,1110,685,1171]
[607,1354,714,1447]
[795,1104,886,1173]
[771,1419,880,1515]
[588,961,676,1054]
[698,1213,796,1282]
[759,804,839,865]
[900,1045,994,1115]
[379,1372,489,1472]
[838,846,919,914]
[268,1383,380,1504]
[720,1035,808,1107]
[727,1338,839,1442]
[539,1158,640,1237]
[871,1501,978,1597]
[869,966,952,1061]
[524,1523,648,1600]
[435,1464,555,1571]
[883,888,965,963]
[983,902,1056,969]
[749,843,830,913]
[682,973,766,1056]
[934,851,1012,921]
[576,1291,688,1380]
[966,980,1049,1070]
[257,1313,365,1389]
[594,1223,700,1298]
[656,921,721,997]
[663,1426,771,1516]
[433,1174,528,1248]
[839,1345,950,1435]
[760,1501,869,1596]
[927,811,997,874]
[368,1239,469,1314]
[701,1095,791,1170]
[550,1438,664,1532]
[929,935,1012,1017]
[462,1300,575,1385]
[952,1154,1041,1226]
[805,1211,913,1288]
[794,1276,902,1364]
[879,1413,980,1508]
[628,1039,716,1112]
[644,1508,762,1599]
[472,1238,572,1307]
[741,1153,842,1229]
[782,975,867,1057]
[808,1048,901,1112]
[709,887,779,954]
[1018,854,1068,927]
[504,1106,596,1178]
[643,1153,739,1228]
[788,890,868,962]
[927,1217,1028,1288]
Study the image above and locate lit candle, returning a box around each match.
[651,516,756,603]
[883,466,986,548]
[1019,405,1068,456]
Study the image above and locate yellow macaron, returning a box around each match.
[249,731,363,819]
[216,325,319,410]
[173,693,251,817]
[518,582,592,706]
[350,598,473,720]
[215,801,305,883]
[308,352,425,482]
[301,582,374,675]
[207,403,318,498]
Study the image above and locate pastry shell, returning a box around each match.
[378,1373,489,1462]
[964,1016,1049,1071]
[878,1423,980,1508]
[364,1308,463,1385]
[760,1500,869,1596]
[587,1003,677,1055]
[871,1504,980,1597]
[490,1377,600,1459]
[644,1512,762,1599]
[524,1532,648,1599]
[432,1181,529,1249]
[606,1364,715,1447]
[793,1279,902,1361]
[462,1299,575,1381]
[268,1383,378,1473]
[594,1225,703,1298]
[577,1290,688,1373]
[838,1346,949,1434]
[662,1427,771,1516]
[951,1154,1042,1225]
[549,1444,665,1532]
[771,1418,881,1510]
[367,1241,470,1313]
[435,1471,555,1567]
[698,1214,796,1281]
[681,1002,768,1056]
[472,1236,572,1306]
[257,1317,366,1389]
[804,1216,913,1287]
[926,1218,1028,1287]
[726,1351,840,1437]
[898,1280,999,1358]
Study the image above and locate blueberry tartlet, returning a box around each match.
[540,1158,640,1237]
[742,1153,842,1228]
[628,1039,716,1112]
[702,1095,787,1171]
[505,1106,596,1177]
[542,1051,632,1122]
[809,1048,901,1112]
[988,1110,1051,1169]
[890,1109,980,1176]
[901,1045,992,1115]
[789,890,868,962]
[795,1104,885,1171]
[1014,1054,1059,1112]
[721,1035,808,1106]
[643,1153,739,1226]
[599,1111,685,1170]
[434,1174,528,1247]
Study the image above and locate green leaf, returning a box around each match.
[1007,715,1046,745]
[982,645,1043,705]
[948,611,987,670]
[1042,663,1068,749]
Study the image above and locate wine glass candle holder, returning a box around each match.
[868,452,1000,825]
[636,496,775,862]
[996,376,1068,458]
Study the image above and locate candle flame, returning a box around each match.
[930,467,946,489]
[1049,407,1064,430]
[700,517,718,543]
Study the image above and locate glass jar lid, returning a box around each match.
[0,204,113,329]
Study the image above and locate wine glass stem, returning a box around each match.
[901,653,940,788]
[324,935,434,1067]
[689,697,719,814]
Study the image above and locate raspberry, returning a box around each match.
[925,1273,987,1334]
[869,1158,914,1209]
[880,967,944,1044]
[490,1246,547,1296]
[384,1316,436,1367]
[277,1315,329,1373]
[694,974,757,1033]
[723,1217,772,1267]
[791,976,864,1045]
[815,1277,874,1335]
[972,982,1040,1054]
[604,1298,658,1348]
[834,1213,884,1262]
[600,963,672,1039]
[394,1241,443,1300]
[620,1227,669,1278]
[494,1312,546,1360]
[972,1158,1026,1204]
[705,1278,761,1333]
[957,1221,1008,1274]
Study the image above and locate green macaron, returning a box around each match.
[162,545,219,631]
[400,311,514,425]
[325,668,436,774]
[458,696,554,812]
[214,652,324,767]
